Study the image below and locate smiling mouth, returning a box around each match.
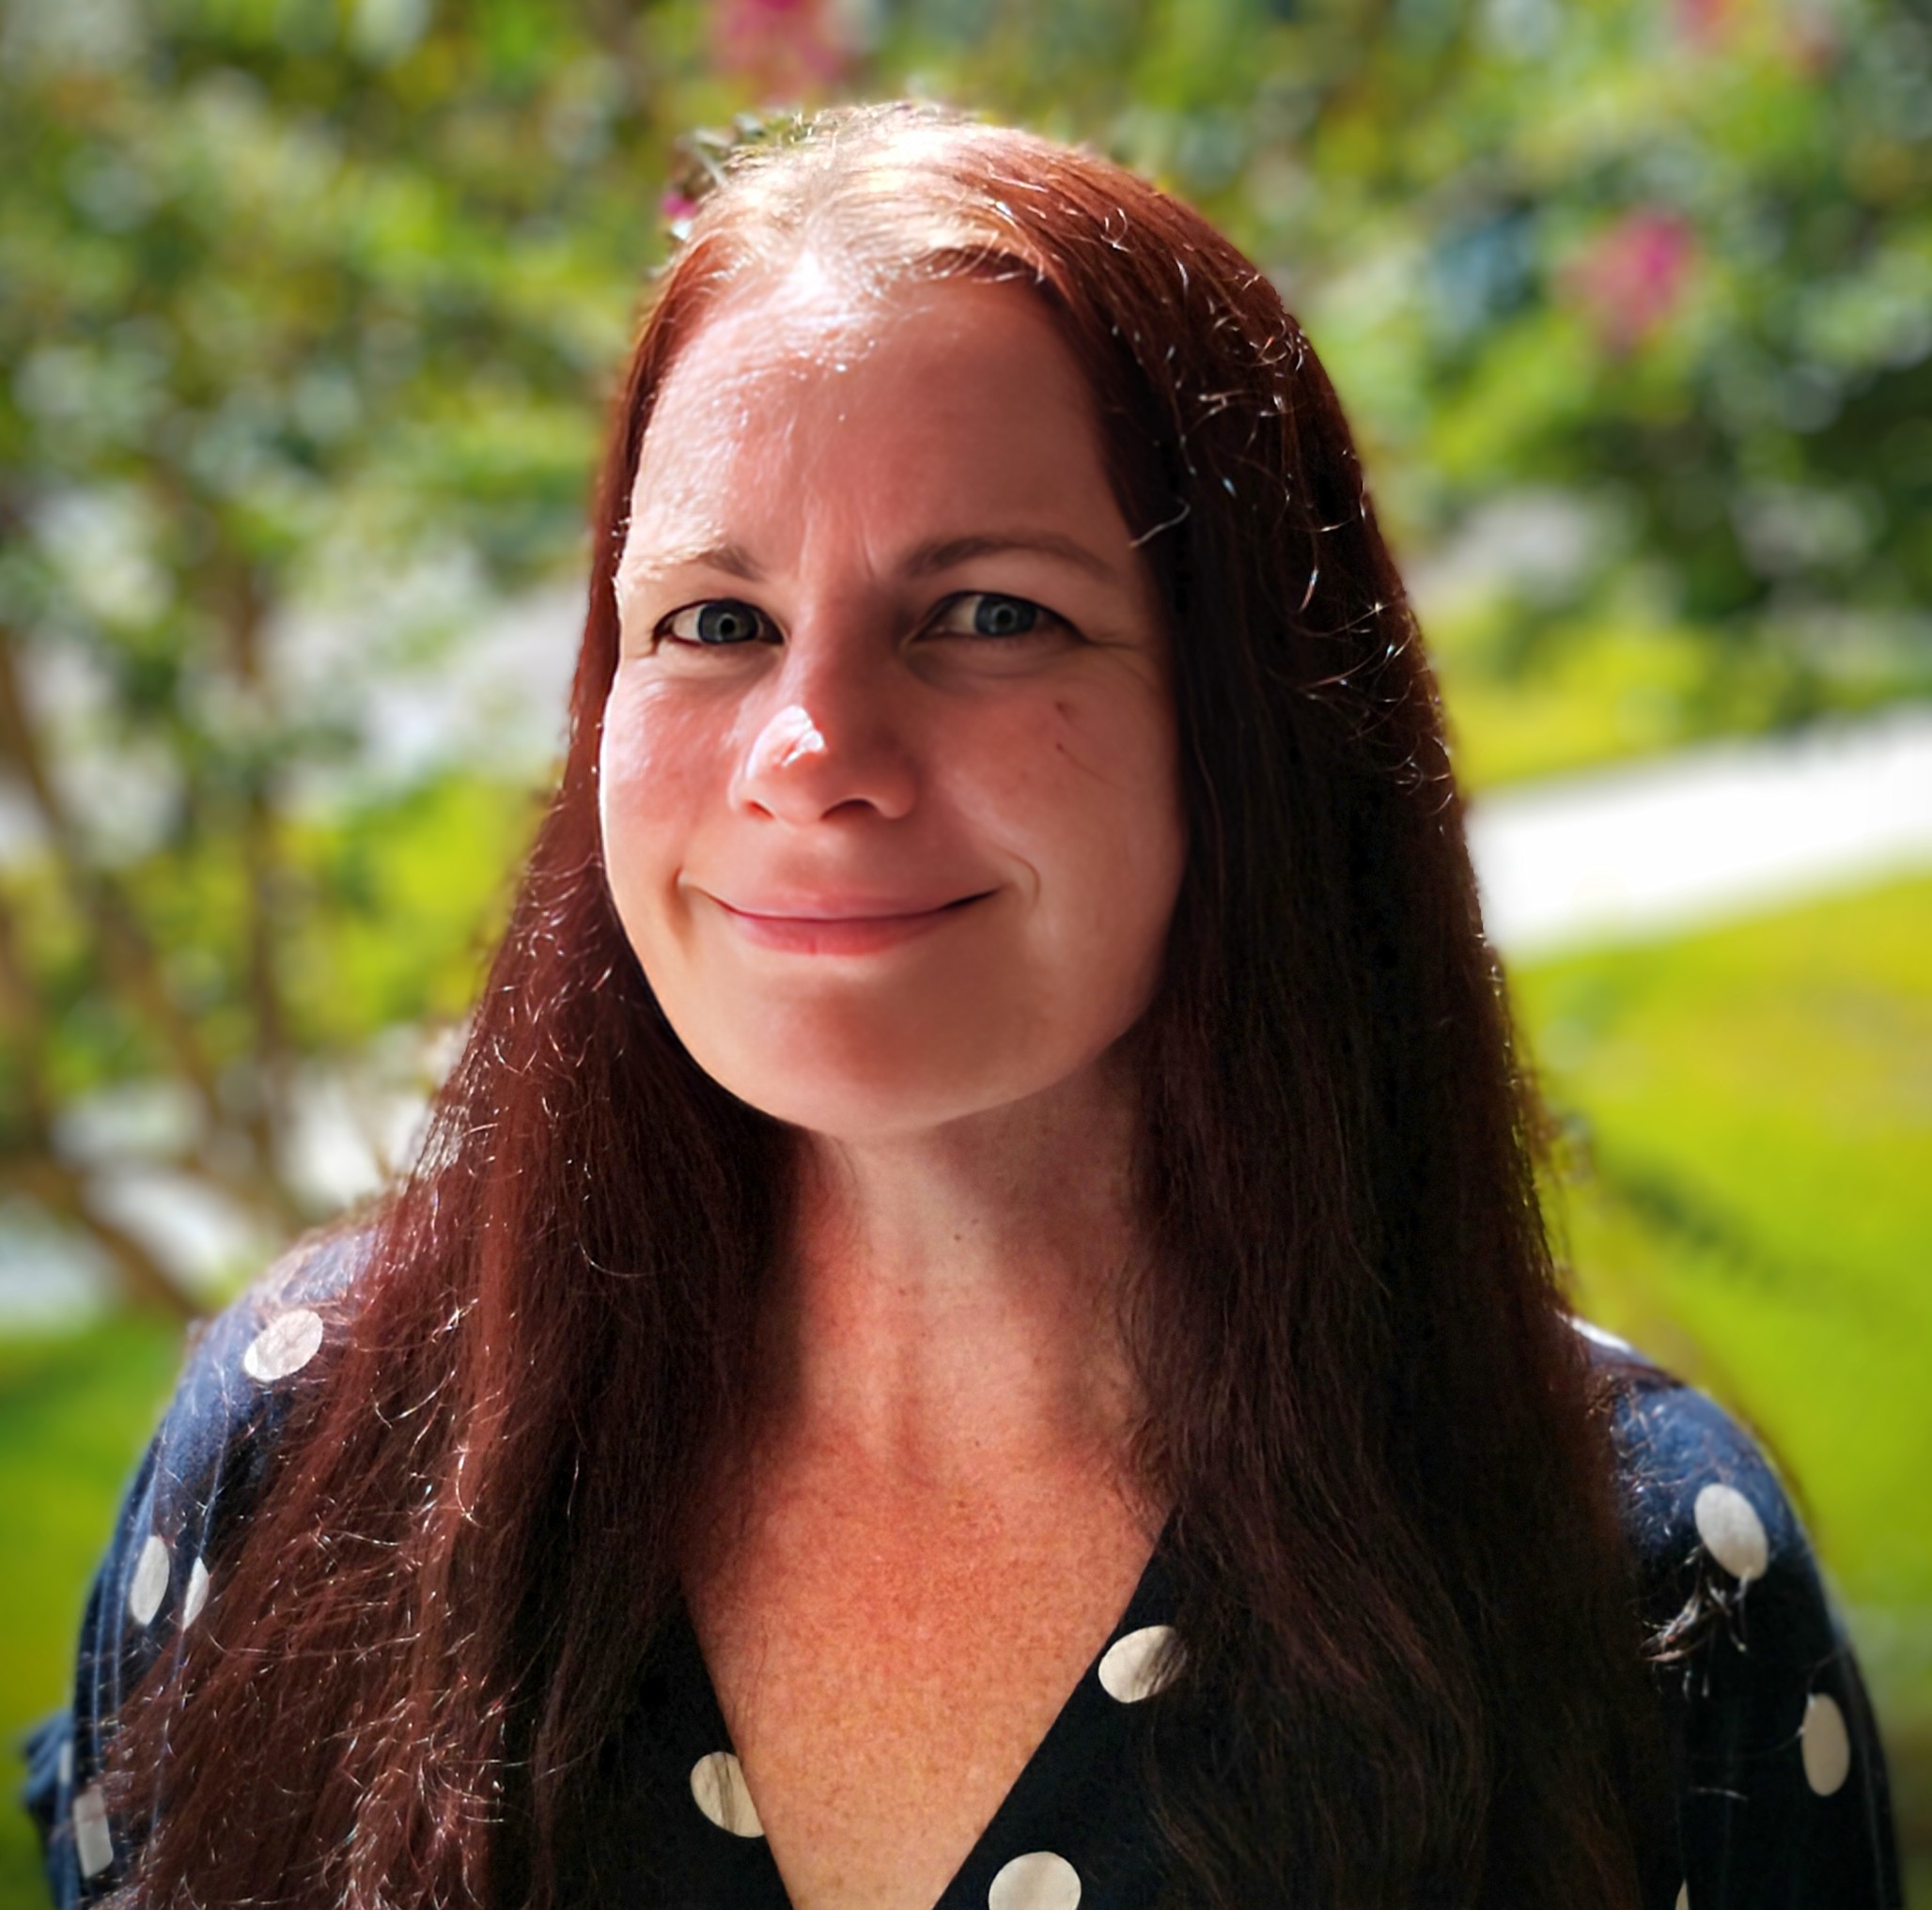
[709,892,991,955]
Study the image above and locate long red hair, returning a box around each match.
[112,103,1663,1907]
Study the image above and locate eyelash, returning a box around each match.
[654,592,1065,649]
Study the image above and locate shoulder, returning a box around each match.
[1572,1319,1905,1910]
[1577,1321,1799,1617]
[120,1226,368,1606]
[26,1226,373,1902]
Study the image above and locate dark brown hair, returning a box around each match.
[111,102,1662,1908]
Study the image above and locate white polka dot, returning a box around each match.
[181,1556,210,1628]
[1675,1885,1690,1910]
[989,1851,1082,1910]
[689,1750,763,1837]
[1693,1483,1768,1583]
[1801,1690,1852,1795]
[128,1533,169,1626]
[242,1307,324,1382]
[56,1738,72,1789]
[73,1784,113,1878]
[1098,1624,1182,1702]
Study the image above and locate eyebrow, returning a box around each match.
[900,532,1122,583]
[616,530,1123,593]
[616,539,763,592]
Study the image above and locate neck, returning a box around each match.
[756,1058,1148,1491]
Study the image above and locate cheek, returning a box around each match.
[598,675,725,902]
[958,685,1186,928]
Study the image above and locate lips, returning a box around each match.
[703,888,991,955]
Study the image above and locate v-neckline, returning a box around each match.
[658,1521,1182,1910]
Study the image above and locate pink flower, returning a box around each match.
[709,0,853,97]
[1567,210,1697,352]
[1673,0,1736,47]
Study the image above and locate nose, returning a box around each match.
[730,637,919,825]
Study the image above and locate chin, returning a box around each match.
[693,1047,1021,1141]
[678,1007,1139,1145]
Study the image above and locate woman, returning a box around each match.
[27,103,1901,1910]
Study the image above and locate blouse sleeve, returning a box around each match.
[21,1235,359,1905]
[1590,1329,1905,1910]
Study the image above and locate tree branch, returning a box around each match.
[0,891,201,1317]
[0,1149,201,1319]
[0,630,227,1131]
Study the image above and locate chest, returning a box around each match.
[685,1475,1160,1910]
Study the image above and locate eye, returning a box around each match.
[659,598,780,646]
[925,592,1057,640]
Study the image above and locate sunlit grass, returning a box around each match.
[1519,877,1931,1601]
[1515,874,1932,1893]
[0,1320,181,1907]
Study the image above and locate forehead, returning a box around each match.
[621,269,1125,564]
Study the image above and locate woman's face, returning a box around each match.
[601,269,1186,1141]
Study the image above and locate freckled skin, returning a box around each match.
[600,277,1185,1904]
[601,272,1187,1144]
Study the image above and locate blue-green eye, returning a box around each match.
[662,599,778,645]
[929,593,1050,639]
[973,594,1039,636]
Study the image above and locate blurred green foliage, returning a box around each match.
[0,1317,180,1905]
[1529,875,1932,1609]
[1,0,1927,1899]
[4,0,1929,1306]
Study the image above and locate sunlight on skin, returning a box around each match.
[601,262,1187,1910]
[599,265,1186,1471]
[601,269,1184,1154]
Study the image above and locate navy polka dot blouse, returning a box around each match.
[22,1258,1905,1909]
